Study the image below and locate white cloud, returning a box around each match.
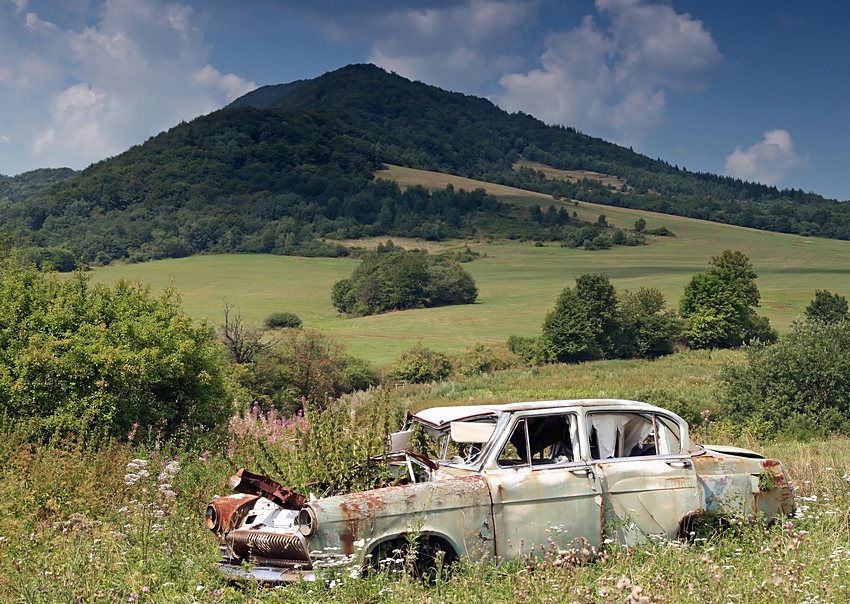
[31,128,55,155]
[12,0,27,13]
[25,12,57,31]
[193,65,256,102]
[725,129,800,186]
[496,0,722,143]
[0,0,256,173]
[361,0,535,91]
[0,134,10,143]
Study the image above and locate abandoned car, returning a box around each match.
[206,399,795,582]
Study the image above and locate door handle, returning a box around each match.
[666,460,692,469]
[570,467,593,477]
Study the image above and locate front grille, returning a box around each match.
[227,529,311,567]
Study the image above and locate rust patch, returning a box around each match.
[206,493,259,535]
[339,532,355,556]
[665,476,694,489]
[229,468,307,509]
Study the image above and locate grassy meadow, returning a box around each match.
[89,165,850,363]
[3,352,850,603]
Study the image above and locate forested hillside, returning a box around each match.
[0,167,76,203]
[1,64,848,268]
[235,65,848,237]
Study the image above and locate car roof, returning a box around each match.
[411,399,665,427]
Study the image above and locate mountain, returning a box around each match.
[2,64,848,268]
[0,168,76,203]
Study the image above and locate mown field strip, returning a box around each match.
[90,167,850,363]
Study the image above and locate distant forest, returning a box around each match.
[1,64,848,269]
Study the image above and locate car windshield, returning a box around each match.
[406,416,498,466]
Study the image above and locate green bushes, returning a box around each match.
[519,274,681,365]
[0,261,232,439]
[805,290,849,324]
[265,311,302,329]
[331,243,477,316]
[389,345,453,384]
[680,250,776,349]
[247,329,379,412]
[454,344,515,376]
[722,321,850,437]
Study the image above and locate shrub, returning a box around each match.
[506,335,545,365]
[540,287,599,363]
[721,321,850,437]
[331,248,477,316]
[575,273,622,358]
[0,262,232,439]
[338,356,381,392]
[246,330,379,411]
[805,290,849,324]
[455,344,514,376]
[265,311,303,329]
[390,345,453,384]
[249,329,346,412]
[618,288,682,358]
[645,226,675,236]
[680,250,775,349]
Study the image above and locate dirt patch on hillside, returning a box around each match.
[514,160,629,191]
[327,236,478,254]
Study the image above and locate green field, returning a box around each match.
[90,167,850,363]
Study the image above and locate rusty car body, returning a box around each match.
[206,399,795,582]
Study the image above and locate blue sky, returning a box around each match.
[1,0,848,200]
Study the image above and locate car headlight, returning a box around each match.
[205,504,219,532]
[297,506,317,537]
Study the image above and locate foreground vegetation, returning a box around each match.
[2,352,850,603]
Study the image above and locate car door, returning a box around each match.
[484,412,603,560]
[587,411,701,545]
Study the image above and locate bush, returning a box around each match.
[618,288,682,358]
[805,290,849,324]
[249,329,347,412]
[390,345,453,384]
[680,250,774,349]
[0,262,232,439]
[721,321,850,437]
[540,287,599,363]
[265,312,303,329]
[455,344,514,376]
[338,356,381,392]
[331,248,477,316]
[506,335,545,365]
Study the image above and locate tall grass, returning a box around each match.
[2,358,849,602]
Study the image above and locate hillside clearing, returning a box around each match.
[90,169,850,364]
[512,158,629,190]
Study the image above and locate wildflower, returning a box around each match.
[124,473,141,486]
[159,461,180,481]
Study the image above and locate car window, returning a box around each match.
[498,419,528,467]
[587,412,682,460]
[655,415,682,455]
[498,414,579,468]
